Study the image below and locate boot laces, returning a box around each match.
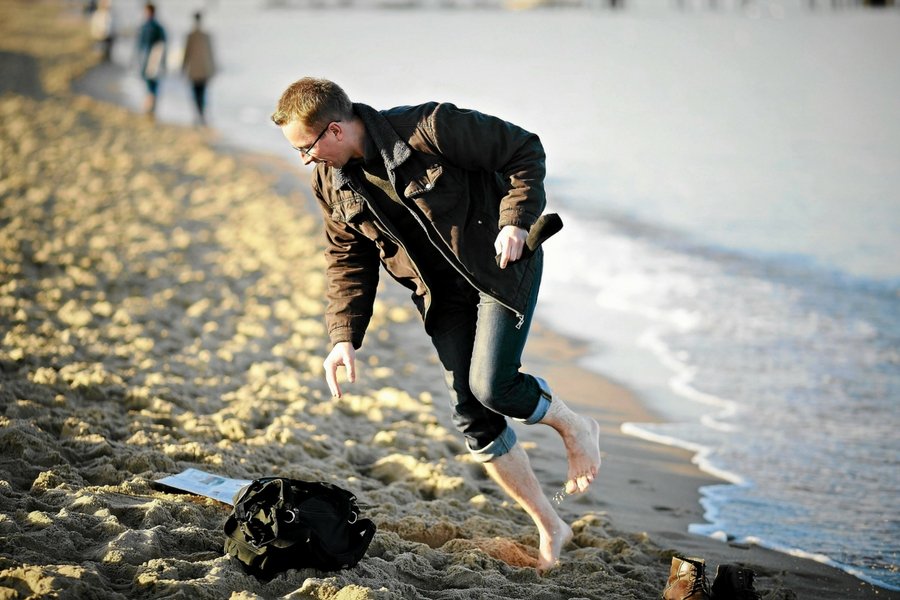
[687,573,711,599]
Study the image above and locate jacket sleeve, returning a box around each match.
[424,102,547,230]
[312,170,380,349]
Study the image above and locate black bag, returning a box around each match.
[223,477,376,578]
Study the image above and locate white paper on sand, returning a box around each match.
[155,468,252,505]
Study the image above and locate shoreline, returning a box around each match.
[518,322,898,599]
[0,2,894,598]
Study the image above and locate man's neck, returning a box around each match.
[344,116,367,162]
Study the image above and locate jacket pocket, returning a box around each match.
[403,164,443,199]
[329,190,365,223]
[404,164,461,220]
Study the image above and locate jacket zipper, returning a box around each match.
[350,183,526,329]
[347,184,435,322]
[399,202,525,328]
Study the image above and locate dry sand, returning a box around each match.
[0,2,895,599]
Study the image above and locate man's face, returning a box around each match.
[281,120,343,168]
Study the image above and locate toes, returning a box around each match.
[577,474,592,493]
[536,555,558,574]
[566,473,595,495]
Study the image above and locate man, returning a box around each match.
[271,78,601,572]
[182,11,215,125]
[136,3,165,117]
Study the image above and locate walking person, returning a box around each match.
[271,77,602,572]
[182,11,216,125]
[136,2,166,118]
[90,0,115,63]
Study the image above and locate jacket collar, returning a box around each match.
[332,103,411,190]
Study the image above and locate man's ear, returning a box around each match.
[330,121,343,141]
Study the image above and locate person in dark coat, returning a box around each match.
[182,12,215,125]
[272,77,602,572]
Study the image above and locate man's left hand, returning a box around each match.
[494,225,527,269]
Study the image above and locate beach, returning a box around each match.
[66,5,900,582]
[0,1,896,599]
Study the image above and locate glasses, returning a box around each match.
[293,121,333,157]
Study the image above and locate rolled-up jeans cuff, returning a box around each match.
[516,375,552,425]
[468,425,517,463]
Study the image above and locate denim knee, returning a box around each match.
[467,369,512,416]
[468,371,550,424]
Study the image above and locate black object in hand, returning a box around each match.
[495,213,563,267]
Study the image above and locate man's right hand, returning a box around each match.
[323,341,356,398]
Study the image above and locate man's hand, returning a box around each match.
[494,225,527,269]
[323,341,356,398]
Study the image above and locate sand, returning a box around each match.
[0,2,895,599]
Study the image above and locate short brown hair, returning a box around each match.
[271,77,353,128]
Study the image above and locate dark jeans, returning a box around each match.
[191,81,207,117]
[428,254,549,462]
[144,78,159,96]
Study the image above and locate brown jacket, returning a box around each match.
[182,29,215,82]
[311,102,547,348]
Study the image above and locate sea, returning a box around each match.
[76,0,899,590]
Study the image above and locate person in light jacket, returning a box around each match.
[271,77,602,573]
[90,0,115,62]
[182,11,215,125]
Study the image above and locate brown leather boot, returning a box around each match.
[662,556,712,600]
[711,564,761,600]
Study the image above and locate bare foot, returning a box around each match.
[537,515,573,574]
[563,416,602,495]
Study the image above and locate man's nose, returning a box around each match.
[301,152,314,166]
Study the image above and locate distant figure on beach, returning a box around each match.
[272,77,603,573]
[182,11,216,125]
[136,2,166,118]
[90,0,115,62]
